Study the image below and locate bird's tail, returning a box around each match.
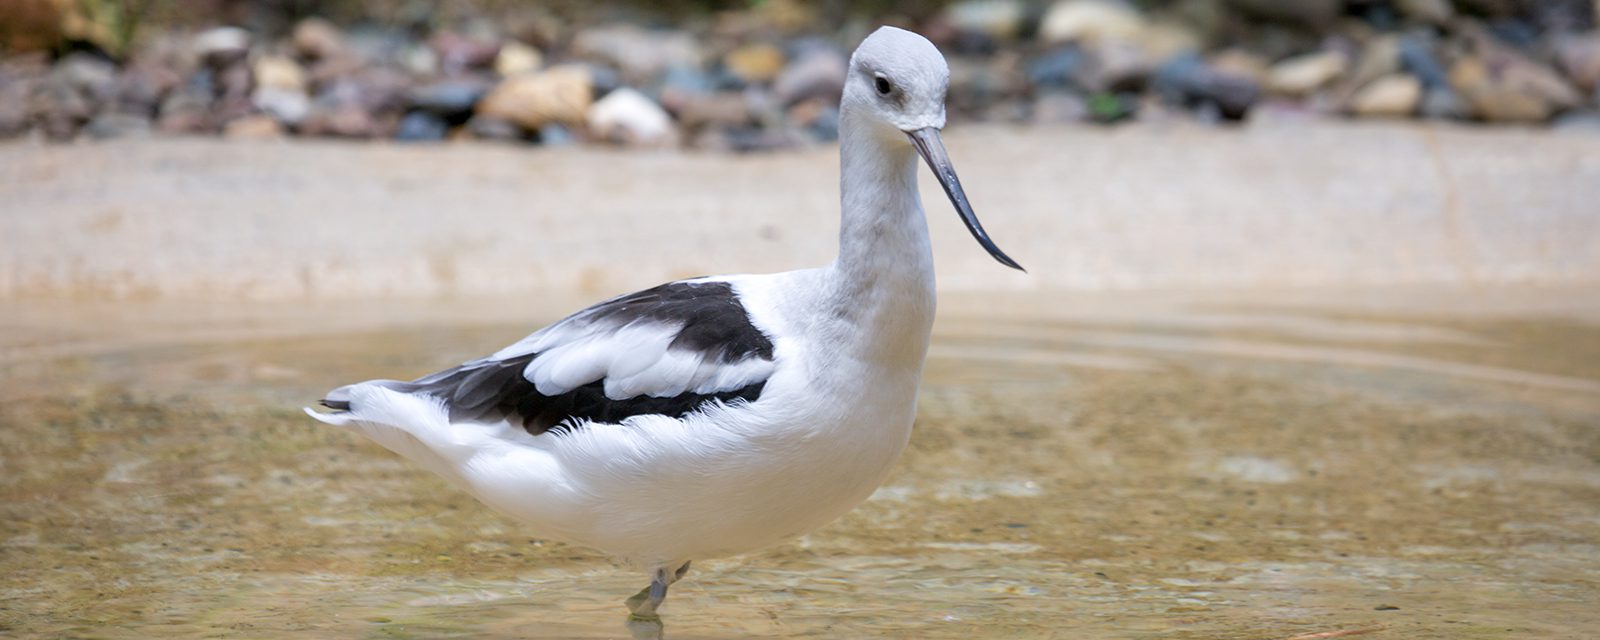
[304,382,475,480]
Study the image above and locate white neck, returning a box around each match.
[821,107,937,365]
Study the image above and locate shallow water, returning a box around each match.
[3,292,1599,639]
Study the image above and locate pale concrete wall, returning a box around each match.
[2,122,1597,301]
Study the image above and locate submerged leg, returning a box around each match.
[624,562,693,621]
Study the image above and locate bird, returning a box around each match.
[305,25,1023,622]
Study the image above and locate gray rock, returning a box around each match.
[943,0,1030,41]
[1224,0,1341,29]
[1554,34,1600,94]
[1394,0,1453,24]
[1398,33,1449,90]
[408,79,491,120]
[394,111,449,141]
[1552,109,1600,133]
[253,87,310,125]
[1026,46,1087,91]
[1154,54,1260,121]
[573,25,702,85]
[536,123,574,146]
[772,48,847,107]
[156,84,214,133]
[1031,91,1089,123]
[1418,87,1469,120]
[85,112,152,139]
[467,115,524,141]
[193,27,251,68]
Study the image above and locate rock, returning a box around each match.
[56,53,118,103]
[1345,35,1401,92]
[85,112,151,139]
[1448,57,1543,122]
[156,81,214,134]
[1208,49,1271,84]
[536,123,575,146]
[1039,0,1146,45]
[1552,109,1600,132]
[725,44,787,84]
[252,56,305,93]
[1349,74,1421,117]
[495,41,542,77]
[193,27,251,68]
[1397,34,1449,89]
[430,30,501,74]
[943,0,1030,41]
[1136,20,1203,61]
[476,65,592,131]
[671,92,753,128]
[573,25,702,84]
[773,48,847,107]
[1449,53,1583,123]
[1085,40,1152,92]
[1419,87,1469,119]
[1554,34,1600,93]
[787,98,840,141]
[222,114,284,139]
[1266,50,1346,96]
[1154,53,1260,121]
[301,104,376,138]
[292,18,346,62]
[408,79,491,120]
[253,86,310,125]
[1223,0,1341,29]
[400,43,438,76]
[467,114,524,141]
[1031,91,1090,123]
[113,62,182,114]
[1394,0,1453,24]
[395,111,450,141]
[586,87,676,147]
[1026,46,1088,90]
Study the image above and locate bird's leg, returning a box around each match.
[625,567,674,621]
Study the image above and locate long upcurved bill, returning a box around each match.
[906,128,1025,272]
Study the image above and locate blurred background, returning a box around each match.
[3,0,1600,144]
[3,1,1599,639]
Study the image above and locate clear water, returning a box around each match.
[3,293,1598,639]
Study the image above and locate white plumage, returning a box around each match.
[305,26,1022,622]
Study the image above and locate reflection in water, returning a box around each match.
[2,299,1599,638]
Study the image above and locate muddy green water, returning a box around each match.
[2,294,1598,639]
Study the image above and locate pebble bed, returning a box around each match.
[2,0,1599,150]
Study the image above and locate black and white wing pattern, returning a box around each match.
[323,279,776,435]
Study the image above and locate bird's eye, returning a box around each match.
[874,75,893,96]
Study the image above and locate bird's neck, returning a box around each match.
[823,109,937,363]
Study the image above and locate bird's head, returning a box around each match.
[845,26,1024,272]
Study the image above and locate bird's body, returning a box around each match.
[307,26,1021,620]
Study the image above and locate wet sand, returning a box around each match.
[2,124,1599,638]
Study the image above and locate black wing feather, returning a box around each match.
[361,281,774,436]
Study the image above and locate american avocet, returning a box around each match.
[306,26,1022,621]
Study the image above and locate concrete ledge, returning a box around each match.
[2,121,1597,301]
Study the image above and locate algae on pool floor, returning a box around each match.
[2,294,1598,639]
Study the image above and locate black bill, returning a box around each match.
[906,127,1025,272]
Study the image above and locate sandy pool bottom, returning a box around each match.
[2,290,1598,639]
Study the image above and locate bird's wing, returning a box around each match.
[360,279,776,435]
